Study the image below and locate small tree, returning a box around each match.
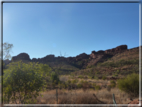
[117,73,139,97]
[0,42,13,72]
[2,61,51,104]
[50,72,60,84]
[2,42,13,60]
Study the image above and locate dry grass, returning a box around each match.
[59,75,70,83]
[36,87,135,104]
[37,89,103,104]
[94,88,133,104]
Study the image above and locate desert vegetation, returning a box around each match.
[1,43,141,106]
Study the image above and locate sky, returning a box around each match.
[3,2,139,59]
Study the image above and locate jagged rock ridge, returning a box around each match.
[10,45,128,68]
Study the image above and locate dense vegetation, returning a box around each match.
[117,73,140,97]
[2,61,51,104]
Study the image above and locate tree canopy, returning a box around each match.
[3,61,51,104]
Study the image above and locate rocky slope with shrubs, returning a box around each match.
[10,45,128,66]
[4,44,140,76]
[2,44,141,104]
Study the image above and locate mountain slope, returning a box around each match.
[4,45,141,76]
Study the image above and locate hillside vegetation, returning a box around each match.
[2,45,141,105]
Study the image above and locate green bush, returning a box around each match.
[94,85,101,90]
[66,80,71,84]
[117,73,139,97]
[77,83,82,88]
[94,76,98,80]
[71,79,78,84]
[78,75,84,78]
[91,83,100,90]
[92,83,96,87]
[114,74,118,77]
[2,61,51,104]
[51,72,60,84]
[88,76,92,79]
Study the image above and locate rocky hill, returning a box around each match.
[9,45,128,68]
[3,44,141,76]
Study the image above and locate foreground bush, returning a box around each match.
[117,73,139,97]
[2,61,51,104]
[51,72,60,84]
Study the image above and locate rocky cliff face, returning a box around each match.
[11,45,128,68]
[87,45,127,67]
[31,55,55,63]
[90,45,127,59]
[75,53,90,61]
[105,45,127,55]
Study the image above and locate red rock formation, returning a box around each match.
[10,45,128,69]
[105,45,127,54]
[90,45,127,59]
[75,53,89,61]
[90,50,105,59]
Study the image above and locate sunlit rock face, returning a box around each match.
[90,50,105,59]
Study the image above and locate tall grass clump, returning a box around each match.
[117,73,139,97]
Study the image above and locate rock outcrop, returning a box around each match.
[32,55,55,63]
[90,45,127,59]
[75,53,89,61]
[90,50,105,59]
[105,45,127,55]
[12,53,31,61]
[10,45,128,69]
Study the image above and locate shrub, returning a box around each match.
[110,80,116,88]
[102,76,106,80]
[51,72,60,84]
[78,75,84,78]
[82,81,90,92]
[71,79,78,84]
[117,73,139,97]
[114,74,118,77]
[77,83,82,88]
[88,76,92,79]
[94,76,98,80]
[67,80,71,84]
[94,85,101,90]
[92,83,100,90]
[92,83,96,87]
[2,61,51,104]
